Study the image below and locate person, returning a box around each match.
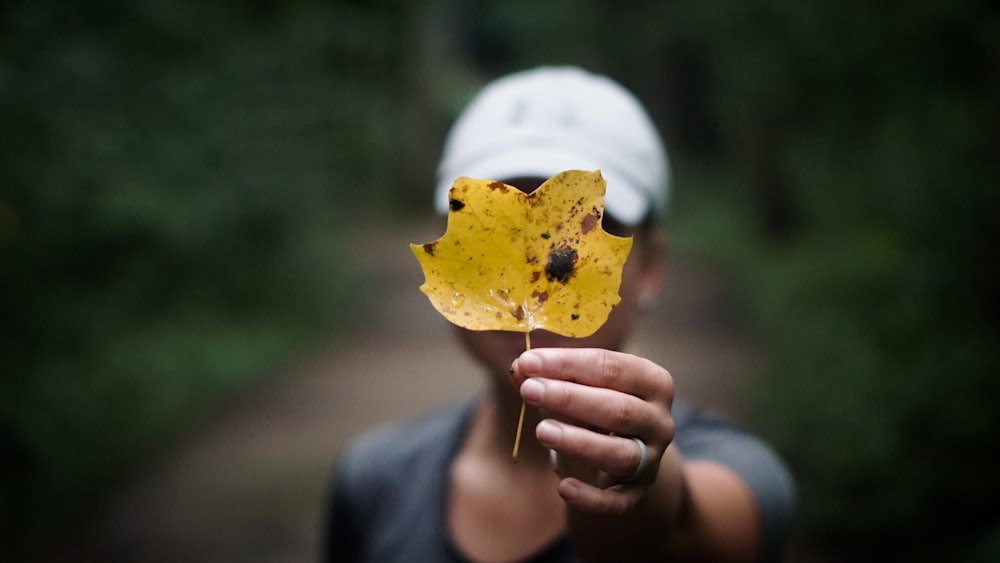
[323,66,795,562]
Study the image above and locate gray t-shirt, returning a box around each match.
[324,399,795,562]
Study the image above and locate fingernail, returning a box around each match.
[519,351,542,375]
[536,419,561,447]
[520,378,544,404]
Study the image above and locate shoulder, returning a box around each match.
[673,400,795,490]
[336,400,475,492]
[673,399,797,561]
[324,401,476,562]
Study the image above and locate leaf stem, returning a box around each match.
[512,331,531,461]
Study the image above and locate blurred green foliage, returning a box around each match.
[2,0,998,561]
[0,0,401,556]
[679,5,1000,561]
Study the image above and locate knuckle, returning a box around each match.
[660,371,675,399]
[561,426,587,454]
[645,359,674,396]
[609,398,634,429]
[600,493,631,518]
[550,382,575,413]
[662,415,676,444]
[554,349,578,377]
[594,351,626,386]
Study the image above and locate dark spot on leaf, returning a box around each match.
[581,212,599,234]
[545,245,578,283]
[423,242,437,256]
[512,305,525,321]
[449,198,465,211]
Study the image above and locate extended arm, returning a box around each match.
[513,348,783,562]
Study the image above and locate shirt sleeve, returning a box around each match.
[672,401,797,562]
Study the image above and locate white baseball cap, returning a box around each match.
[435,66,670,225]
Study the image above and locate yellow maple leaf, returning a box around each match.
[411,169,633,460]
[410,169,633,338]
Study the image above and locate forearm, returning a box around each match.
[565,446,761,563]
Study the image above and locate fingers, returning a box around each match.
[512,348,672,401]
[513,347,675,515]
[540,421,655,516]
[557,478,643,518]
[522,377,670,441]
[515,347,675,473]
[537,419,650,481]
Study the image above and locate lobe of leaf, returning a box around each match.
[410,170,633,337]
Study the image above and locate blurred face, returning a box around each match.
[452,177,664,383]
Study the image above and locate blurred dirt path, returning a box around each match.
[49,217,764,563]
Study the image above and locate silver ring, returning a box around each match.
[623,437,650,482]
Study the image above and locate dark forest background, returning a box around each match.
[2,1,998,561]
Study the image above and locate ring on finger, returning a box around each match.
[623,437,650,482]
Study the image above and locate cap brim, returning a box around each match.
[436,146,649,225]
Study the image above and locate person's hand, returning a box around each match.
[511,347,675,516]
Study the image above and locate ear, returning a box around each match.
[637,228,667,310]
